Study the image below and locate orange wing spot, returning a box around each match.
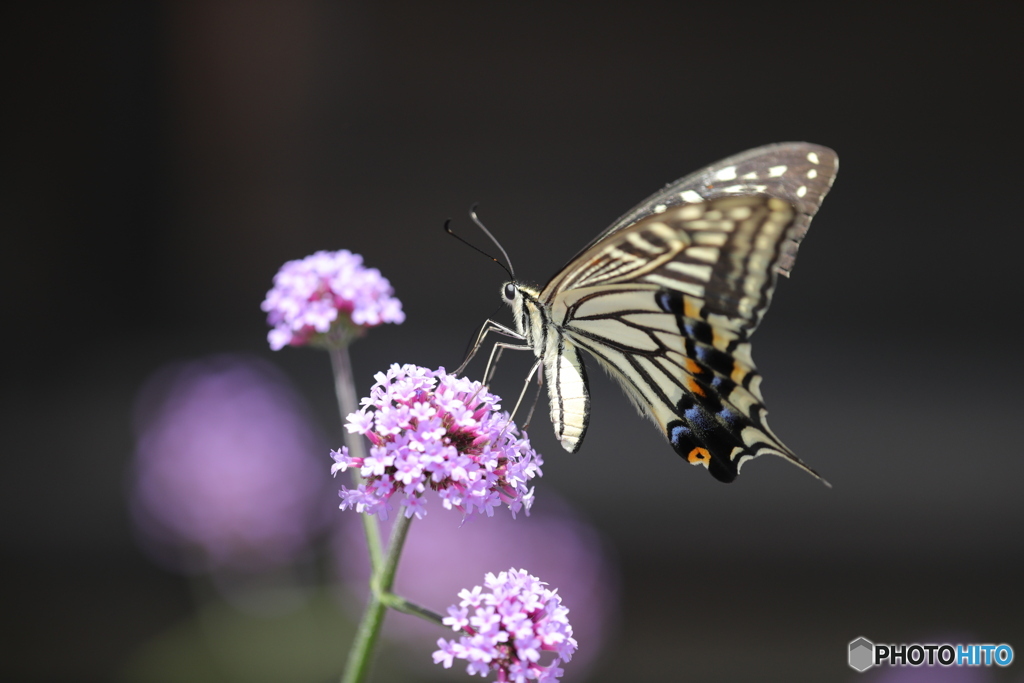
[688,447,711,466]
[685,377,706,397]
[683,295,702,319]
[683,357,703,375]
[712,327,736,350]
[730,364,747,384]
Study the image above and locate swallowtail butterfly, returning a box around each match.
[461,142,837,483]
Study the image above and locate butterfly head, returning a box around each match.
[501,281,525,330]
[501,280,543,338]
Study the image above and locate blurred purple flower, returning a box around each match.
[261,249,404,350]
[433,568,576,683]
[331,364,542,521]
[334,496,618,675]
[129,356,329,574]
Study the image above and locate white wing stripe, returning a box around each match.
[692,232,728,246]
[568,318,660,351]
[664,260,713,281]
[565,287,663,318]
[622,312,682,335]
[643,274,704,297]
[685,246,720,263]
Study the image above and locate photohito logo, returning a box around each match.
[848,637,1014,672]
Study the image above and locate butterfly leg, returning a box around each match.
[454,319,525,376]
[519,364,544,431]
[484,344,506,386]
[483,340,534,387]
[494,359,542,443]
[504,358,542,423]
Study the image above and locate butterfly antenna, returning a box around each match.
[469,204,516,280]
[444,216,515,281]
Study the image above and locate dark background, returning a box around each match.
[5,2,1024,682]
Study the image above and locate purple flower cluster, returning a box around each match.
[130,356,327,574]
[331,364,542,521]
[262,249,404,350]
[433,568,576,682]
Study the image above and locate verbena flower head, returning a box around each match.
[262,249,404,350]
[433,568,576,683]
[331,364,542,521]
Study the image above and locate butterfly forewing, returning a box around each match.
[569,142,837,278]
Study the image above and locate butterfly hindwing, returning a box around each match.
[646,289,808,483]
[554,289,792,482]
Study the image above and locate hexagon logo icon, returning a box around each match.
[849,637,875,672]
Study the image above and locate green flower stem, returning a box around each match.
[329,345,383,573]
[341,511,414,683]
[378,592,445,626]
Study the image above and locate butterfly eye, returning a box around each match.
[502,283,517,302]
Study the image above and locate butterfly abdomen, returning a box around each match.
[544,334,590,452]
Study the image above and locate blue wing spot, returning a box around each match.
[655,290,684,316]
[669,422,698,451]
[684,406,718,432]
[717,407,740,427]
[710,375,737,395]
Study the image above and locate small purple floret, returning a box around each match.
[331,364,543,521]
[434,568,577,683]
[262,249,404,350]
